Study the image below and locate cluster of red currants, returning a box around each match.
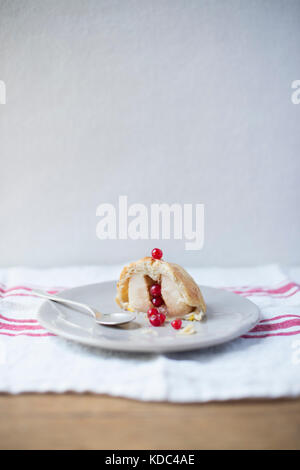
[147,307,166,327]
[148,248,182,330]
[147,307,182,330]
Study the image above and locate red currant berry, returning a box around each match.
[158,313,166,325]
[171,319,182,330]
[150,284,161,297]
[147,307,158,319]
[152,296,163,307]
[151,248,163,260]
[149,314,161,327]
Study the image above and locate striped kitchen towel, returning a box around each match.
[0,264,299,402]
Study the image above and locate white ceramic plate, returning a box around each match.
[37,281,260,353]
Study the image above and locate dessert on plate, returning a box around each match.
[116,249,206,326]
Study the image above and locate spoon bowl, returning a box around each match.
[31,289,135,326]
[94,312,136,326]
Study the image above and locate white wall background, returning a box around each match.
[0,0,299,267]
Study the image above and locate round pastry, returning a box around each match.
[116,256,206,318]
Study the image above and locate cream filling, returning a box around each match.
[161,275,193,317]
[128,274,154,312]
[128,274,204,320]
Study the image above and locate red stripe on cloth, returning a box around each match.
[242,330,300,339]
[250,318,300,333]
[0,285,64,294]
[0,291,60,299]
[0,286,33,293]
[237,291,300,299]
[228,282,300,296]
[0,314,38,324]
[0,322,44,331]
[260,314,300,323]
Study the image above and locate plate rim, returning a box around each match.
[37,281,261,353]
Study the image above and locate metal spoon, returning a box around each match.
[31,290,135,326]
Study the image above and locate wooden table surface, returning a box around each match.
[0,394,299,450]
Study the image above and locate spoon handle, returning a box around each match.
[31,290,97,319]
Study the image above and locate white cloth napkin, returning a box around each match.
[0,264,299,402]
